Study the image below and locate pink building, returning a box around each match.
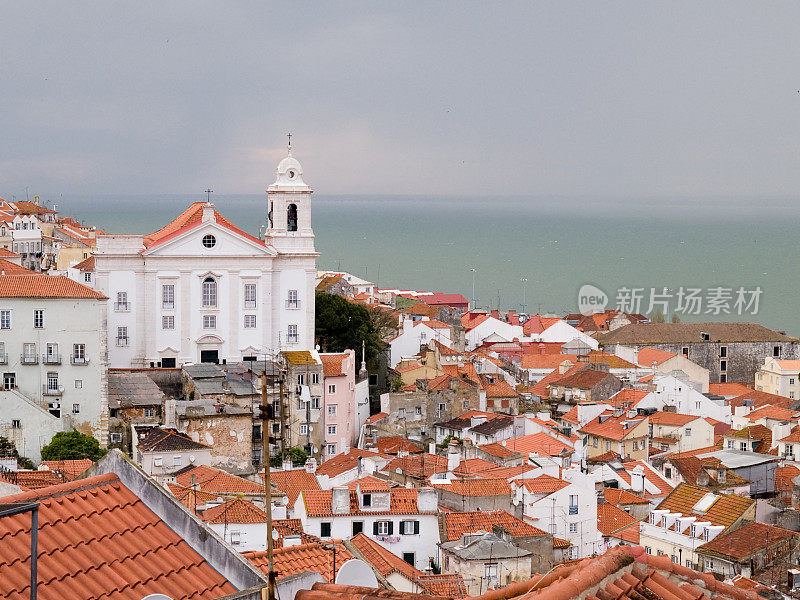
[320,350,357,458]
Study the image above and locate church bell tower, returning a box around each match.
[266,138,315,255]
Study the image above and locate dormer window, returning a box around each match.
[362,493,372,507]
[287,204,298,232]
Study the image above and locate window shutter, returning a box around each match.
[414,520,420,534]
[373,522,380,535]
[387,521,394,535]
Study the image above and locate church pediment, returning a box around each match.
[142,221,277,258]
[196,334,224,345]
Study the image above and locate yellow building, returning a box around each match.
[580,411,649,460]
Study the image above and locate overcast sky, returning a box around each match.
[1,2,799,199]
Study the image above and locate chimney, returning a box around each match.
[429,442,436,455]
[478,389,487,412]
[282,458,292,471]
[447,441,461,473]
[558,361,572,375]
[332,487,350,515]
[304,457,317,473]
[202,202,216,223]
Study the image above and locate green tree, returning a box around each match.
[648,309,666,323]
[0,436,34,469]
[269,446,309,468]
[315,292,383,367]
[40,431,106,461]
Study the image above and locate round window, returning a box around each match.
[202,234,216,248]
[287,169,295,179]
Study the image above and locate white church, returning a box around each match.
[94,148,317,368]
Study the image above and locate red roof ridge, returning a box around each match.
[0,471,119,503]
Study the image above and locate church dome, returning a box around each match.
[274,154,307,187]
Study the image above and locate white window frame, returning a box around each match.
[202,277,217,308]
[287,324,298,343]
[162,284,175,309]
[244,283,257,309]
[203,315,216,329]
[244,314,257,328]
[377,520,390,535]
[33,309,44,328]
[328,405,337,416]
[0,310,10,329]
[162,315,175,330]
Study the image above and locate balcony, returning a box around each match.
[569,506,579,515]
[71,355,89,365]
[43,354,62,365]
[42,384,63,396]
[287,335,299,344]
[114,302,130,312]
[285,300,301,309]
[20,354,38,365]
[162,301,174,309]
[0,353,6,365]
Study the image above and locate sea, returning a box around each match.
[60,194,800,336]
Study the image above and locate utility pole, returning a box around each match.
[520,278,528,314]
[259,373,277,600]
[470,268,476,310]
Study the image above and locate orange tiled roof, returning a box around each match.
[452,457,496,476]
[0,259,38,275]
[0,247,19,257]
[320,353,348,377]
[776,465,800,492]
[441,509,549,541]
[267,469,320,506]
[167,483,220,510]
[709,382,752,397]
[478,442,519,459]
[247,540,352,583]
[622,460,674,498]
[604,488,650,506]
[431,478,511,497]
[513,474,571,495]
[366,412,388,424]
[302,487,435,517]
[586,351,636,369]
[636,347,676,366]
[580,413,647,442]
[0,473,237,600]
[72,255,95,271]
[383,453,448,479]
[347,475,391,491]
[38,459,94,480]
[521,354,579,370]
[697,522,797,560]
[175,464,264,495]
[656,483,754,527]
[374,436,424,455]
[605,389,650,408]
[476,464,539,480]
[648,412,700,427]
[199,498,269,524]
[729,389,794,410]
[500,432,573,457]
[0,274,106,299]
[316,448,390,479]
[143,202,267,249]
[746,404,800,422]
[597,501,640,544]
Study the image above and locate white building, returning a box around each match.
[511,472,601,559]
[755,357,800,399]
[0,274,109,460]
[636,374,731,423]
[94,148,317,367]
[295,482,440,572]
[389,319,452,368]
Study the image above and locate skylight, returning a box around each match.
[692,492,718,514]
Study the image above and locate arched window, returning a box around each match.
[202,277,217,308]
[287,204,298,232]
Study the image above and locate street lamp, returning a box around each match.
[470,268,476,310]
[520,278,528,314]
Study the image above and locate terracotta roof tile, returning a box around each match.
[478,442,519,459]
[499,432,573,457]
[452,457,496,476]
[199,498,269,524]
[320,353,348,377]
[366,412,388,424]
[268,469,321,506]
[513,474,570,495]
[143,202,267,249]
[383,453,448,479]
[597,502,640,544]
[636,347,676,366]
[442,509,549,541]
[73,255,95,271]
[776,465,800,492]
[604,488,649,506]
[175,464,264,495]
[374,436,424,455]
[580,413,647,442]
[0,274,106,298]
[697,522,797,560]
[648,412,699,427]
[246,540,352,583]
[138,427,211,452]
[0,473,237,600]
[37,459,95,481]
[0,259,38,275]
[316,449,391,479]
[656,483,754,527]
[430,478,512,497]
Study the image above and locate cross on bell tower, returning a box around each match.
[287,133,292,156]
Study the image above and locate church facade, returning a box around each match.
[94,150,317,368]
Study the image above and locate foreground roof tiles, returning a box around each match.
[0,473,237,600]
